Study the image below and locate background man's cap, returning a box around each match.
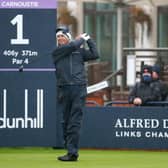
[152,65,161,74]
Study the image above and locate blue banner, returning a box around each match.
[0,0,57,146]
[80,107,168,149]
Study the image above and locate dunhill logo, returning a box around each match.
[0,89,44,129]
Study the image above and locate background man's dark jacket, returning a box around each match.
[128,82,161,106]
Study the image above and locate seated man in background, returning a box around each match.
[128,65,161,106]
[151,65,168,101]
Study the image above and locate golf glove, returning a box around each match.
[81,33,91,41]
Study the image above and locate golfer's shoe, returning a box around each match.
[57,154,78,161]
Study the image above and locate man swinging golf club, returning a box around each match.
[52,26,99,161]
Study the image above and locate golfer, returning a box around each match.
[52,26,99,161]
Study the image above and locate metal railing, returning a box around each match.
[105,101,168,107]
[86,100,168,107]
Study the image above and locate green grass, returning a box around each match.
[0,148,168,168]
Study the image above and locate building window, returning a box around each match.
[157,6,168,66]
[158,7,168,47]
[84,2,134,87]
[84,2,117,65]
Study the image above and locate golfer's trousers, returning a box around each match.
[57,85,86,156]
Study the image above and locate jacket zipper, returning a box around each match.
[70,55,72,75]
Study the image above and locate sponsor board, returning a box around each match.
[80,107,168,149]
[0,0,57,146]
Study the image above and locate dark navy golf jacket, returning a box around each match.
[52,38,99,86]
